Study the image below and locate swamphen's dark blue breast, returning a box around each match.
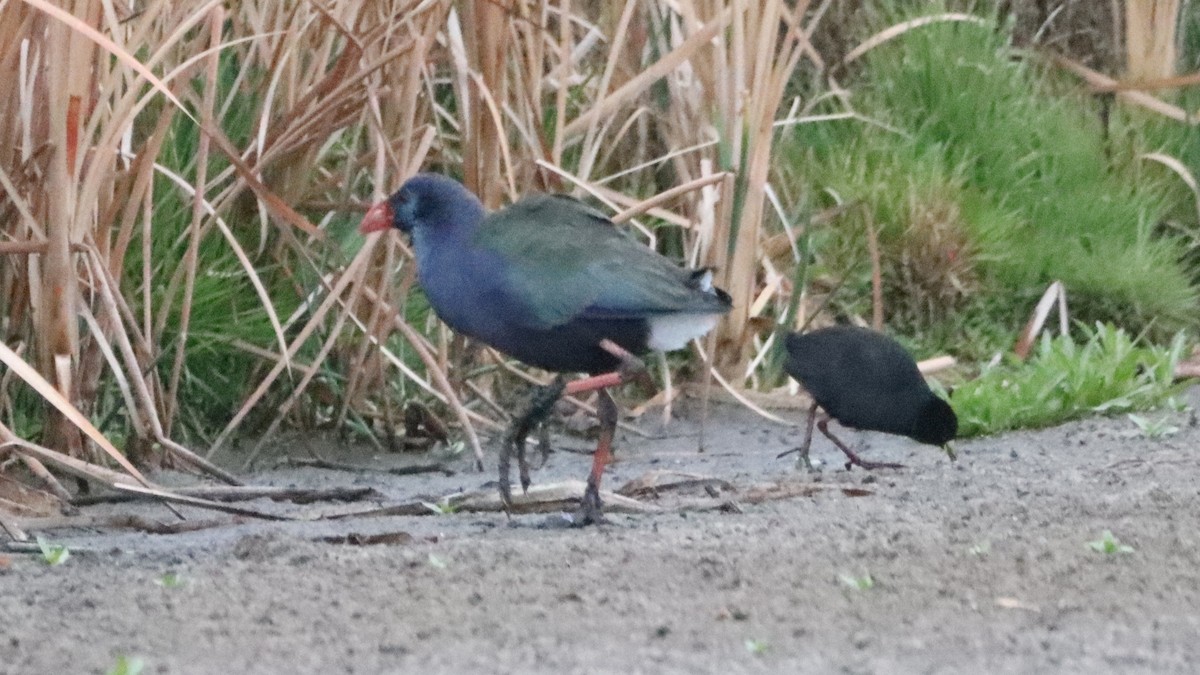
[784,326,956,446]
[361,174,732,374]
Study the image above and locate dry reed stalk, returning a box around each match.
[0,1,464,493]
[1050,53,1198,123]
[1124,0,1179,83]
[458,0,510,207]
[0,0,879,497]
[648,0,812,379]
[842,13,990,66]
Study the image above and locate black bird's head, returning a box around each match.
[359,174,485,236]
[911,396,958,458]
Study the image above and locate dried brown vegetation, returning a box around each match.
[0,0,830,495]
[0,0,1193,505]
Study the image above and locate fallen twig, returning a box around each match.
[317,531,414,546]
[73,485,383,506]
[447,481,660,514]
[109,484,292,521]
[279,456,455,477]
[739,480,873,503]
[1014,280,1068,360]
[0,474,64,517]
[615,471,734,498]
[3,541,102,555]
[322,501,438,519]
[15,513,233,534]
[0,511,28,541]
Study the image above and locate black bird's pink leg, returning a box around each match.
[776,401,819,470]
[816,417,905,471]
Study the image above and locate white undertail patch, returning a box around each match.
[647,313,721,351]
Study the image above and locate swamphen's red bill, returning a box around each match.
[364,173,732,524]
[783,325,957,471]
[359,202,394,234]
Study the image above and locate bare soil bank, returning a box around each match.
[3,388,1199,674]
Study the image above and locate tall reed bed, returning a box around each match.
[0,0,822,493]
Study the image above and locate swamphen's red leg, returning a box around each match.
[573,388,616,524]
[497,339,648,524]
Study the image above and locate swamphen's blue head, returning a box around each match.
[359,173,485,235]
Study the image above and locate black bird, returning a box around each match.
[782,325,957,470]
[360,174,732,523]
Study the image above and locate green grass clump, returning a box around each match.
[35,535,70,566]
[1088,530,1135,555]
[950,323,1187,437]
[777,10,1199,342]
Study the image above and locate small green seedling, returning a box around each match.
[422,501,459,515]
[155,572,186,588]
[1088,530,1134,555]
[1164,396,1189,413]
[744,638,769,655]
[839,573,875,590]
[968,541,991,557]
[35,536,70,566]
[106,655,144,675]
[427,553,448,569]
[1128,414,1179,439]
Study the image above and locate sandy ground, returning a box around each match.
[2,387,1200,675]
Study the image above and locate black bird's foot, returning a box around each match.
[843,457,905,471]
[776,446,818,471]
[796,452,819,472]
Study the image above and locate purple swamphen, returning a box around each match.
[360,174,732,523]
[782,325,957,471]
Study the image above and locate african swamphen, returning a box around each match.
[360,174,732,523]
[782,325,957,471]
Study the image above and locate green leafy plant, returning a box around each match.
[422,501,459,516]
[775,7,1199,361]
[951,323,1187,437]
[35,536,69,567]
[968,541,991,557]
[1089,530,1135,555]
[155,572,186,588]
[838,573,876,590]
[1128,414,1181,439]
[744,638,769,655]
[106,655,145,675]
